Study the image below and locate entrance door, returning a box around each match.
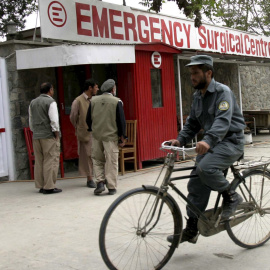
[57,65,91,160]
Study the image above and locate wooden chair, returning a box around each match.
[23,127,64,179]
[119,120,137,175]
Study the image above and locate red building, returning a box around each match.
[118,44,180,168]
[56,43,180,169]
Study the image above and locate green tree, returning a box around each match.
[211,0,270,36]
[0,0,38,37]
[139,0,217,27]
[140,0,270,36]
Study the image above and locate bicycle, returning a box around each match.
[99,142,270,270]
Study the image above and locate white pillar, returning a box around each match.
[0,58,16,180]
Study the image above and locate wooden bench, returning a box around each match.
[243,110,270,134]
[24,127,64,179]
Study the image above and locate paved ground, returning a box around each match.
[1,132,270,270]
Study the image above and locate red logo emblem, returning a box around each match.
[48,1,67,27]
[154,55,161,65]
[151,52,162,68]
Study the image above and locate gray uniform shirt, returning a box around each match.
[178,79,246,148]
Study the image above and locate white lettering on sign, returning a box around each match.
[151,52,161,68]
[39,0,270,59]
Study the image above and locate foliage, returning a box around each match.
[211,0,270,36]
[139,0,270,36]
[0,0,38,37]
[139,0,217,27]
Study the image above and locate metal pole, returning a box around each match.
[33,10,39,42]
[237,64,243,112]
[177,55,183,130]
[177,55,185,159]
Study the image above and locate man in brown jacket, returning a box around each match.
[70,78,98,188]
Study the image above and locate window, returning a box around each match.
[151,69,163,108]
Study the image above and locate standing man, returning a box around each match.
[167,55,246,244]
[70,78,99,188]
[29,82,62,194]
[86,79,126,195]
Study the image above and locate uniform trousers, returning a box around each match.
[33,137,60,190]
[187,133,244,218]
[91,137,119,189]
[77,135,93,178]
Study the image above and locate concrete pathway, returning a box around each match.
[1,132,270,270]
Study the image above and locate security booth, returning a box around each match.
[118,44,180,169]
[42,43,180,170]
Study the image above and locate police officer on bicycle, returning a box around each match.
[168,55,246,244]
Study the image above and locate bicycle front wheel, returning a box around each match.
[226,169,270,248]
[99,187,182,270]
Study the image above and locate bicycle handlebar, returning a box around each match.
[161,141,196,152]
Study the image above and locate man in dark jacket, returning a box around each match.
[86,79,126,195]
[168,55,246,244]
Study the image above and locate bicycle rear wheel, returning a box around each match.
[99,187,182,270]
[226,169,270,248]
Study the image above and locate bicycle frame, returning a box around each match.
[99,141,270,270]
[139,149,267,238]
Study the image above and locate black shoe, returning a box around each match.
[167,217,199,244]
[108,189,117,195]
[39,188,44,193]
[43,188,62,194]
[94,181,105,195]
[87,180,96,188]
[179,227,199,243]
[221,191,243,220]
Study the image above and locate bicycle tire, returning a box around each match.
[99,187,182,270]
[226,169,270,248]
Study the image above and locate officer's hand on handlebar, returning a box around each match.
[167,139,180,147]
[195,141,210,155]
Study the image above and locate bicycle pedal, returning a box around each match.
[188,234,199,244]
[180,233,199,244]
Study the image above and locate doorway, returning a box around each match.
[57,64,117,160]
